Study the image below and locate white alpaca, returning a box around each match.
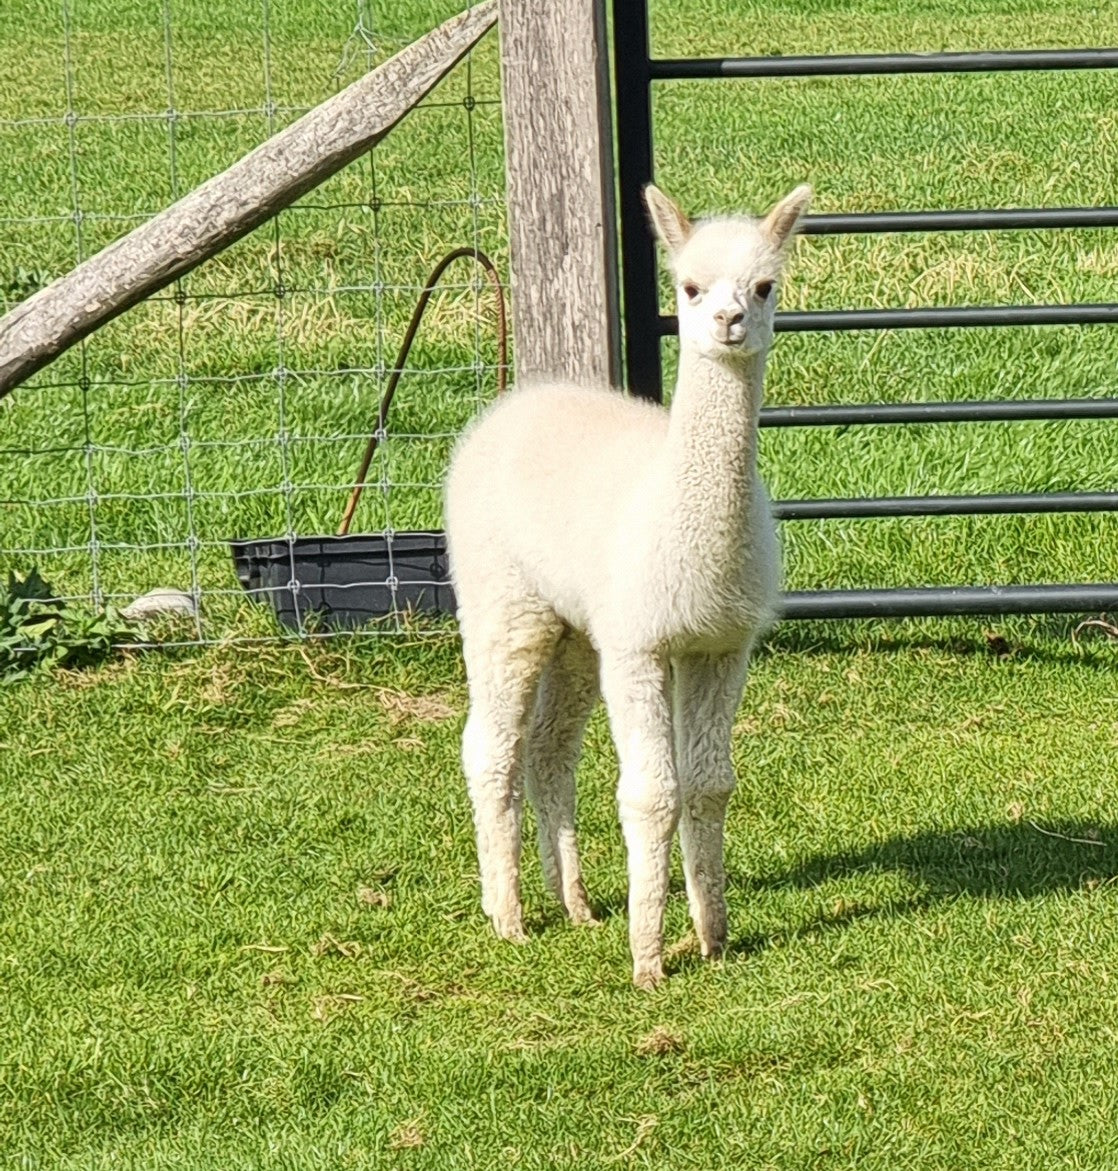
[444,183,811,988]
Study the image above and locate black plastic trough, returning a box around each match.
[230,531,1118,629]
[230,532,455,631]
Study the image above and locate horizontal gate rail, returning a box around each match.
[780,584,1118,620]
[802,207,1118,233]
[658,304,1118,335]
[611,0,1118,618]
[760,399,1118,427]
[773,492,1118,521]
[651,48,1118,79]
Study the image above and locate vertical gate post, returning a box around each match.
[612,0,662,400]
[498,0,621,387]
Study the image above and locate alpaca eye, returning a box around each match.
[754,280,774,300]
[682,283,701,303]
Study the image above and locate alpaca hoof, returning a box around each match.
[633,964,666,991]
[567,899,600,927]
[491,914,528,944]
[700,940,726,960]
[562,879,597,926]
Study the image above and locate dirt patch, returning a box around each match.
[635,1025,685,1057]
[375,687,457,726]
[357,886,391,909]
[311,933,362,959]
[388,1117,426,1150]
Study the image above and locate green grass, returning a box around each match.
[2,0,1118,1166]
[2,623,1118,1169]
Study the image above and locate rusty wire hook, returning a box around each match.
[337,247,508,536]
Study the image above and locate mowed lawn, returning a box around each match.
[2,626,1118,1169]
[2,0,1118,1167]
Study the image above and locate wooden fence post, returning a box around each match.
[498,0,621,387]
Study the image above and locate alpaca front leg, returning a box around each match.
[674,648,750,959]
[460,612,559,943]
[601,649,679,989]
[463,708,528,941]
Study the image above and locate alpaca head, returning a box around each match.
[644,184,812,361]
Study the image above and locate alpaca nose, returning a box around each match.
[714,307,744,327]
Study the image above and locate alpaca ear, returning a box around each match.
[762,184,813,250]
[644,184,693,256]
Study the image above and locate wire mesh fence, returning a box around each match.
[0,0,505,643]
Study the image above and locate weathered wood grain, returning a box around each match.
[498,0,621,387]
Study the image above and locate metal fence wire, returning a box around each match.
[0,0,504,644]
[5,2,1118,639]
[613,0,1118,618]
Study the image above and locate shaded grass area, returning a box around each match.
[2,620,1118,1168]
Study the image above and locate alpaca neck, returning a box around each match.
[663,345,766,553]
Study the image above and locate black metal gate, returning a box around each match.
[611,0,1118,619]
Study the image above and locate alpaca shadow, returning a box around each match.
[715,819,1118,963]
[719,894,929,965]
[537,821,1117,971]
[748,819,1118,899]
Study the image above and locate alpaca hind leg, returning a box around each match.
[673,647,750,959]
[524,629,599,924]
[600,648,678,989]
[461,603,561,942]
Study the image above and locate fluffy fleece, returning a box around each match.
[445,183,811,987]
